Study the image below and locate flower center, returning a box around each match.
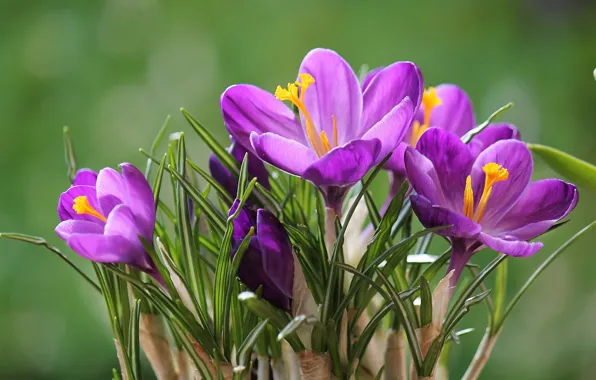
[409,87,442,146]
[275,74,338,157]
[73,196,107,222]
[463,162,509,223]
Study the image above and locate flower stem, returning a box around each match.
[462,328,501,380]
[384,328,406,380]
[324,207,337,257]
[257,355,270,380]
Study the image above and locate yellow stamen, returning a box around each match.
[331,115,338,148]
[275,74,329,157]
[320,131,332,153]
[463,175,474,219]
[73,196,107,222]
[462,162,509,223]
[408,87,442,146]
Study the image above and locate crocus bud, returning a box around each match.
[209,138,270,198]
[229,200,293,311]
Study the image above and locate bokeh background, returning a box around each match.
[1,0,596,378]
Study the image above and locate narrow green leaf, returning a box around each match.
[495,220,596,331]
[128,299,142,379]
[181,108,239,175]
[186,158,234,205]
[62,126,77,183]
[238,291,304,351]
[236,319,269,370]
[376,270,423,373]
[492,259,508,332]
[277,314,317,342]
[419,277,433,326]
[0,233,100,292]
[351,303,392,366]
[461,103,513,143]
[529,144,596,192]
[145,115,171,178]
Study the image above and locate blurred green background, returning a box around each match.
[1,0,596,378]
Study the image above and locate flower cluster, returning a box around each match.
[38,47,587,380]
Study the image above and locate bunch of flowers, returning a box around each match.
[4,48,595,380]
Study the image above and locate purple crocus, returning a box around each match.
[405,128,578,285]
[359,81,521,201]
[230,200,293,311]
[55,164,159,279]
[209,138,270,197]
[221,48,423,214]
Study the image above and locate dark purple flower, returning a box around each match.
[221,48,423,214]
[55,164,159,279]
[209,138,270,198]
[405,128,578,284]
[229,200,293,311]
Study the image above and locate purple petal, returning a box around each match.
[361,66,384,91]
[221,84,305,152]
[229,141,271,190]
[58,185,102,223]
[410,194,481,238]
[250,132,318,177]
[468,123,521,158]
[404,146,446,206]
[56,220,104,240]
[361,98,413,162]
[299,48,362,144]
[303,139,382,187]
[478,233,543,257]
[428,84,475,136]
[230,200,257,240]
[257,209,294,297]
[470,140,533,228]
[209,153,239,197]
[73,169,98,186]
[121,163,156,241]
[492,179,578,240]
[96,168,126,217]
[361,61,423,136]
[415,128,474,211]
[383,142,408,176]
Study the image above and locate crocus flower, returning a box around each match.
[56,164,159,279]
[221,48,423,214]
[361,79,521,202]
[230,200,293,311]
[209,138,270,198]
[405,128,578,284]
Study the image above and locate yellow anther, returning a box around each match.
[331,115,338,147]
[320,131,332,153]
[408,87,442,147]
[275,74,329,157]
[463,176,474,219]
[422,87,442,127]
[462,162,509,223]
[409,120,427,146]
[73,196,107,222]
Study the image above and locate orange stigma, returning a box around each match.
[462,163,509,223]
[73,196,107,222]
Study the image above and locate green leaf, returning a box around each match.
[0,233,100,292]
[277,314,316,342]
[376,270,423,374]
[494,220,596,332]
[186,158,234,205]
[461,103,513,143]
[351,303,392,366]
[419,277,433,326]
[529,144,596,192]
[62,126,77,183]
[145,115,171,178]
[182,108,239,175]
[491,259,508,332]
[236,319,269,370]
[238,291,304,351]
[128,299,142,379]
